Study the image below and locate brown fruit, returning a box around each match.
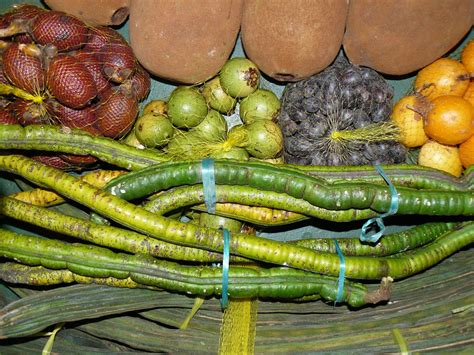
[8,4,45,21]
[47,54,98,109]
[0,5,44,39]
[14,33,34,44]
[0,106,17,125]
[84,26,127,53]
[59,153,98,166]
[95,87,138,138]
[129,0,242,84]
[74,50,111,94]
[98,41,136,83]
[343,0,474,75]
[44,0,130,26]
[31,10,89,51]
[47,99,99,135]
[128,64,150,101]
[0,14,10,31]
[2,42,45,94]
[0,61,9,85]
[31,154,77,170]
[241,0,348,82]
[9,99,49,126]
[1,4,44,39]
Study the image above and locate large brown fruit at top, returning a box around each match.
[44,0,129,26]
[129,0,242,84]
[47,54,97,109]
[241,0,348,82]
[31,10,89,51]
[343,0,474,75]
[2,42,45,94]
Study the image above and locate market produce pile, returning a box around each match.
[391,46,474,177]
[0,2,473,354]
[279,55,406,166]
[124,57,284,162]
[0,4,150,169]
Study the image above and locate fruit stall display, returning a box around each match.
[0,1,473,353]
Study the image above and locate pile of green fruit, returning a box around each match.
[123,57,284,161]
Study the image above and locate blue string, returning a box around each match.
[220,228,230,309]
[360,164,399,243]
[333,239,345,305]
[201,158,216,214]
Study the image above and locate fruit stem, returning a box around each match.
[0,20,27,38]
[330,122,400,143]
[0,83,44,104]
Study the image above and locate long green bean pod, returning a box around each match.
[0,125,168,170]
[0,197,230,263]
[104,160,474,216]
[0,229,382,307]
[1,195,456,260]
[0,155,472,280]
[146,185,377,224]
[1,123,472,194]
[193,202,309,226]
[0,262,148,289]
[1,125,472,191]
[291,222,458,256]
[292,163,473,191]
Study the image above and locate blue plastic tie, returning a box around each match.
[201,158,216,214]
[360,164,399,243]
[220,228,230,309]
[334,239,345,305]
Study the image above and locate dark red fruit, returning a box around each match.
[9,4,45,21]
[0,61,9,84]
[15,33,34,43]
[31,154,78,170]
[31,11,89,51]
[96,87,138,138]
[84,26,127,53]
[2,42,45,94]
[59,153,97,165]
[129,64,150,101]
[98,42,136,83]
[0,5,43,39]
[0,106,17,124]
[0,14,10,29]
[47,99,100,136]
[10,99,49,125]
[0,4,43,27]
[47,54,97,109]
[74,50,111,94]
